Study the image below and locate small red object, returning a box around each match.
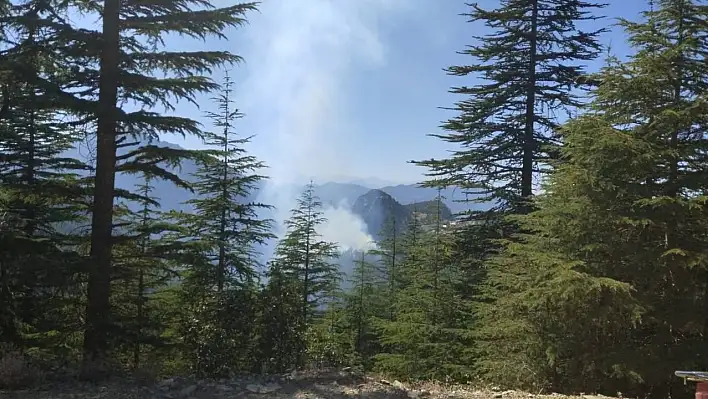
[696,382,708,399]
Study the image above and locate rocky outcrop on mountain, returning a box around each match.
[351,189,411,239]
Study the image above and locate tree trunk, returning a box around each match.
[217,131,229,292]
[82,0,121,379]
[668,0,684,200]
[521,0,539,205]
[389,217,396,321]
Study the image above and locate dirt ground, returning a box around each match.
[0,369,618,399]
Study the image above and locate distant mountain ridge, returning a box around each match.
[311,182,485,216]
[61,140,487,239]
[59,140,489,282]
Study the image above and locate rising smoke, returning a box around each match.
[235,0,406,251]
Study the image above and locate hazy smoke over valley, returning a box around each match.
[320,200,377,251]
[237,0,403,251]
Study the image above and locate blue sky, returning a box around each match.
[152,0,648,186]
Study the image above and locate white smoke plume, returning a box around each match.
[234,0,409,251]
[321,201,377,252]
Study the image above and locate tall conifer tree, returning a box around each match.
[180,73,273,295]
[477,1,708,395]
[412,3,609,378]
[270,182,341,365]
[345,251,383,368]
[0,1,90,351]
[253,263,305,374]
[70,0,259,374]
[176,73,273,377]
[110,173,183,369]
[375,194,471,380]
[369,213,400,320]
[417,0,606,212]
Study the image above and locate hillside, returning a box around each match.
[313,182,488,216]
[405,200,454,221]
[380,184,487,215]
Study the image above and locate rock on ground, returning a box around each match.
[0,369,621,399]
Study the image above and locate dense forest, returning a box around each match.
[1,0,707,398]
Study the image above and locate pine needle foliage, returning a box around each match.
[180,73,274,295]
[253,264,305,374]
[0,1,90,357]
[272,182,342,325]
[375,195,473,381]
[68,0,259,372]
[110,174,183,370]
[344,251,385,369]
[270,182,341,366]
[477,2,708,396]
[175,73,273,377]
[416,0,607,211]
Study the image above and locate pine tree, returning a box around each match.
[271,182,341,366]
[477,1,708,395]
[180,73,273,295]
[369,213,400,321]
[412,3,608,334]
[58,0,261,374]
[110,174,183,370]
[416,0,607,212]
[306,288,351,369]
[174,73,273,377]
[345,251,384,368]
[375,194,472,380]
[410,2,609,385]
[0,2,90,353]
[397,205,424,282]
[253,263,305,374]
[424,191,474,380]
